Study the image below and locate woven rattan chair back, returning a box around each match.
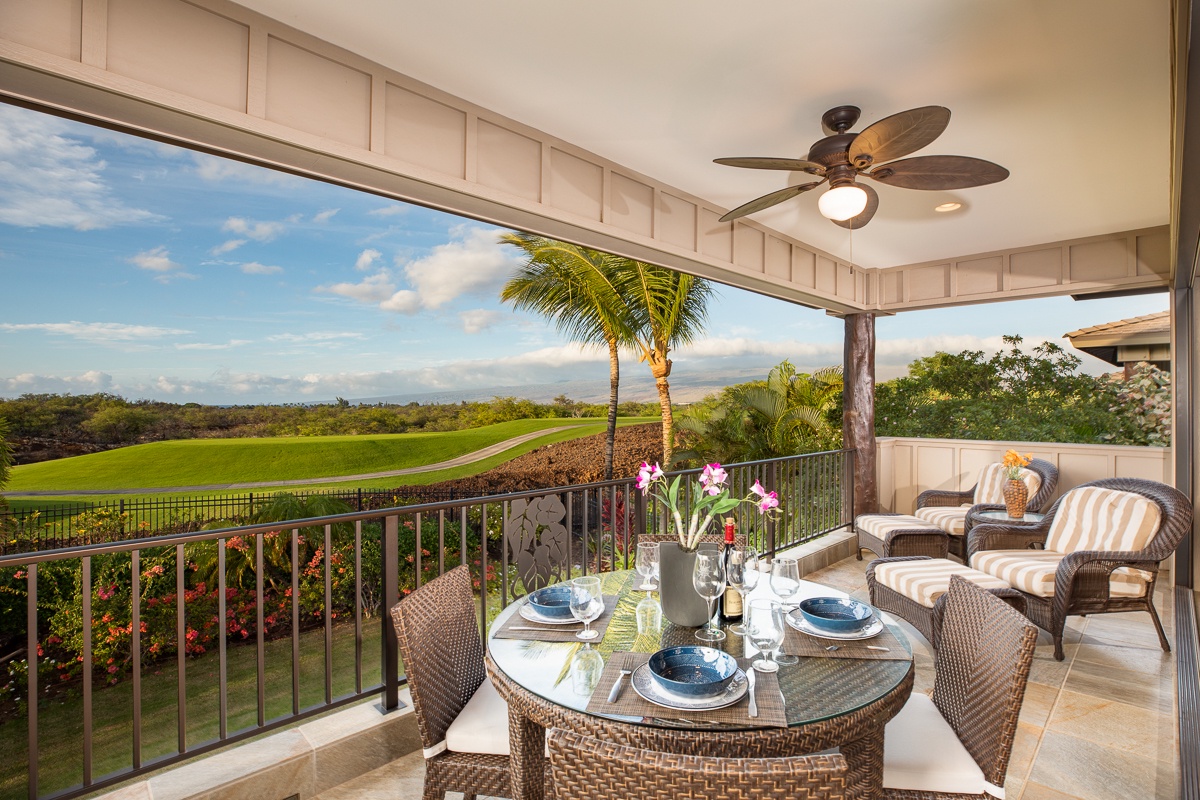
[547,728,850,799]
[932,575,1038,789]
[389,564,485,750]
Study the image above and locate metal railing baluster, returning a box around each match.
[176,543,186,754]
[291,529,300,717]
[324,523,333,706]
[131,551,141,768]
[218,540,228,740]
[26,564,38,800]
[82,556,92,786]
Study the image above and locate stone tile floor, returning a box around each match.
[314,555,1179,800]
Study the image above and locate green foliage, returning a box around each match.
[1098,362,1172,446]
[0,415,11,507]
[875,336,1171,446]
[675,361,843,465]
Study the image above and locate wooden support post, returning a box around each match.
[843,313,878,518]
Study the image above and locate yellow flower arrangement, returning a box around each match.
[1001,449,1032,481]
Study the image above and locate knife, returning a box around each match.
[747,669,758,718]
[607,667,633,703]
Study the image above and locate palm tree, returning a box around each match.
[612,263,713,466]
[675,361,843,463]
[499,233,634,480]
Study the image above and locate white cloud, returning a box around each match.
[312,208,340,223]
[0,321,191,343]
[175,340,251,351]
[128,246,194,283]
[380,289,421,314]
[267,331,365,343]
[0,105,161,230]
[399,225,519,309]
[192,153,300,186]
[222,216,285,242]
[355,248,382,271]
[459,309,506,334]
[368,205,408,217]
[2,370,115,395]
[318,272,396,303]
[240,262,284,275]
[211,238,246,255]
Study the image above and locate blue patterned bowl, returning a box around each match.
[647,646,738,698]
[798,597,874,633]
[526,586,575,620]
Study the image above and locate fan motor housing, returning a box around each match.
[807,133,856,169]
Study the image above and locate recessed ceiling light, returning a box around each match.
[934,202,962,213]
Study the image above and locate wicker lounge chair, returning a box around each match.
[883,575,1038,799]
[389,565,511,800]
[967,477,1191,661]
[547,727,850,799]
[911,458,1059,558]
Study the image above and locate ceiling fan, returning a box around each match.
[714,105,1009,229]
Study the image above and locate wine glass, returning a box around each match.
[769,558,800,664]
[570,576,603,641]
[746,599,785,673]
[692,548,726,642]
[725,545,758,636]
[635,541,659,595]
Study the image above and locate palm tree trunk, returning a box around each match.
[655,375,674,466]
[604,337,619,481]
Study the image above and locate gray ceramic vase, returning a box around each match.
[657,541,718,627]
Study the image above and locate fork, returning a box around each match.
[606,657,633,703]
[746,669,758,718]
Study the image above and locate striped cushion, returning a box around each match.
[913,504,971,536]
[857,514,940,539]
[874,558,1011,608]
[973,463,1042,504]
[970,550,1150,599]
[1044,487,1162,554]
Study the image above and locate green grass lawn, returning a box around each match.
[6,418,656,499]
[0,619,385,800]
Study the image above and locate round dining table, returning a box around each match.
[485,567,914,800]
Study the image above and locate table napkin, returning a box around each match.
[584,651,787,728]
[492,595,619,642]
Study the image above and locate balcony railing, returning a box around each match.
[0,449,852,800]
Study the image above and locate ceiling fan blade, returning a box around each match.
[718,181,823,222]
[849,106,951,168]
[831,183,879,230]
[714,157,825,174]
[867,155,1009,190]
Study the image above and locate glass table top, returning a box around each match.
[487,569,913,730]
[973,509,1046,523]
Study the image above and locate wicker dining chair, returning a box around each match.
[967,476,1191,661]
[547,727,850,800]
[389,564,511,800]
[883,575,1038,799]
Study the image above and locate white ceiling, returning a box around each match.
[237,0,1172,270]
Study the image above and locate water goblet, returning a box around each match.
[692,548,726,642]
[635,541,659,595]
[725,545,758,636]
[570,646,605,695]
[746,599,785,673]
[570,576,603,641]
[769,558,801,664]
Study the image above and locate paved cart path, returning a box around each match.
[6,425,582,496]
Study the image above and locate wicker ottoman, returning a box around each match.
[854,514,950,561]
[866,556,1025,648]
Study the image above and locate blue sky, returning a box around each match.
[0,104,1168,406]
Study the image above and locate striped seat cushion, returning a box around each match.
[913,504,971,536]
[970,550,1150,599]
[857,514,940,539]
[874,558,1011,608]
[973,463,1042,505]
[1044,487,1162,554]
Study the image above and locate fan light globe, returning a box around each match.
[818,185,868,221]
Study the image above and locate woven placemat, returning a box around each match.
[493,595,619,642]
[584,651,787,728]
[781,618,909,661]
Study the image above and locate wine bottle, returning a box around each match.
[719,517,743,621]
